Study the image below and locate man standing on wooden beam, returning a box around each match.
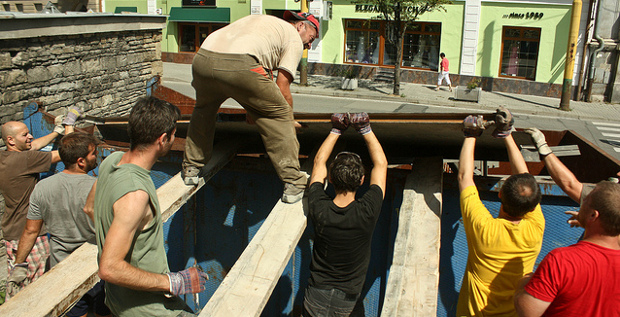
[457,108,545,316]
[302,113,387,316]
[0,108,80,302]
[94,97,207,316]
[182,10,319,204]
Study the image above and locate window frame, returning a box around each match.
[498,26,541,81]
[343,19,441,70]
[178,22,227,53]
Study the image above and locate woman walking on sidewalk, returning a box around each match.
[436,52,452,92]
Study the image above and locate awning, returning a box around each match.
[168,7,230,23]
[114,7,137,13]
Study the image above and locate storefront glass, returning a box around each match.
[500,26,540,80]
[179,23,227,52]
[344,19,441,70]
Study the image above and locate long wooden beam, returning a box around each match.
[199,199,306,317]
[381,157,443,317]
[0,141,240,317]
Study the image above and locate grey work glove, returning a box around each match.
[330,113,349,135]
[54,115,66,135]
[7,263,28,297]
[492,106,515,138]
[62,106,83,126]
[463,115,487,137]
[350,112,372,135]
[167,267,208,296]
[525,127,552,156]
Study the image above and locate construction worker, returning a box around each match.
[302,113,388,316]
[514,180,620,316]
[0,107,80,302]
[456,108,545,316]
[95,97,207,316]
[182,11,319,204]
[9,132,111,317]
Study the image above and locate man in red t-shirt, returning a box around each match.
[514,181,620,317]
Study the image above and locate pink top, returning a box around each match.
[441,57,449,72]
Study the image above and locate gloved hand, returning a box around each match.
[54,115,66,135]
[462,115,486,137]
[330,113,349,135]
[7,262,28,296]
[350,112,372,135]
[167,267,208,296]
[62,106,83,126]
[525,127,552,156]
[492,106,515,138]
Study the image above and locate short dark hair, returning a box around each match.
[589,181,620,236]
[128,97,180,150]
[440,52,445,58]
[59,132,100,166]
[500,173,542,218]
[329,152,365,193]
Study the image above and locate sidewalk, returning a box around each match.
[290,75,620,122]
[162,62,620,122]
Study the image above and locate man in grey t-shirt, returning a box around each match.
[9,132,111,317]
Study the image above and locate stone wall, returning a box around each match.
[0,13,166,147]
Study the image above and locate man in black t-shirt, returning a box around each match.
[302,113,388,317]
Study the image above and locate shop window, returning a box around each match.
[344,19,441,70]
[179,23,227,53]
[499,26,540,80]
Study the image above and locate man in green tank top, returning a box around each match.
[94,97,208,316]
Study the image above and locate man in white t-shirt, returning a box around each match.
[183,11,319,204]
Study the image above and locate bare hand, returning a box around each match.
[294,121,303,129]
[564,210,582,228]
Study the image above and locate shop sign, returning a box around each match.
[503,12,544,20]
[182,0,216,7]
[355,4,420,14]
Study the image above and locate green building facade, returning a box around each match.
[102,0,579,88]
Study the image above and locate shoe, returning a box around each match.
[434,87,439,91]
[282,183,305,204]
[449,87,453,92]
[182,166,201,186]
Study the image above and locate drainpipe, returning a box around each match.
[575,0,596,101]
[559,0,583,111]
[586,0,605,102]
[299,0,309,86]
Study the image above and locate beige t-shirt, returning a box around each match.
[201,14,304,78]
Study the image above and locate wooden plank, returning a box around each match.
[200,199,307,317]
[0,243,99,317]
[161,140,241,222]
[0,141,241,316]
[381,157,443,317]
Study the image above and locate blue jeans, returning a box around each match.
[302,285,362,317]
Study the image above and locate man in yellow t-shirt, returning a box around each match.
[456,109,545,316]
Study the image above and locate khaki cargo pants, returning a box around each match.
[183,49,306,189]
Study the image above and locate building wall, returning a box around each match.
[0,15,166,135]
[477,2,571,84]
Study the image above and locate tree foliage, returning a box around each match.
[352,0,451,94]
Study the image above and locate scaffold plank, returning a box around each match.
[381,157,443,317]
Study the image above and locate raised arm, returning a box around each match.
[505,135,528,174]
[364,131,387,198]
[458,137,477,192]
[311,113,349,184]
[350,113,387,197]
[526,128,582,202]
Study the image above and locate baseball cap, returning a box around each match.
[284,10,319,33]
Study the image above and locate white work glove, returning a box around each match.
[62,106,83,126]
[54,115,66,135]
[525,128,552,156]
[7,262,28,297]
